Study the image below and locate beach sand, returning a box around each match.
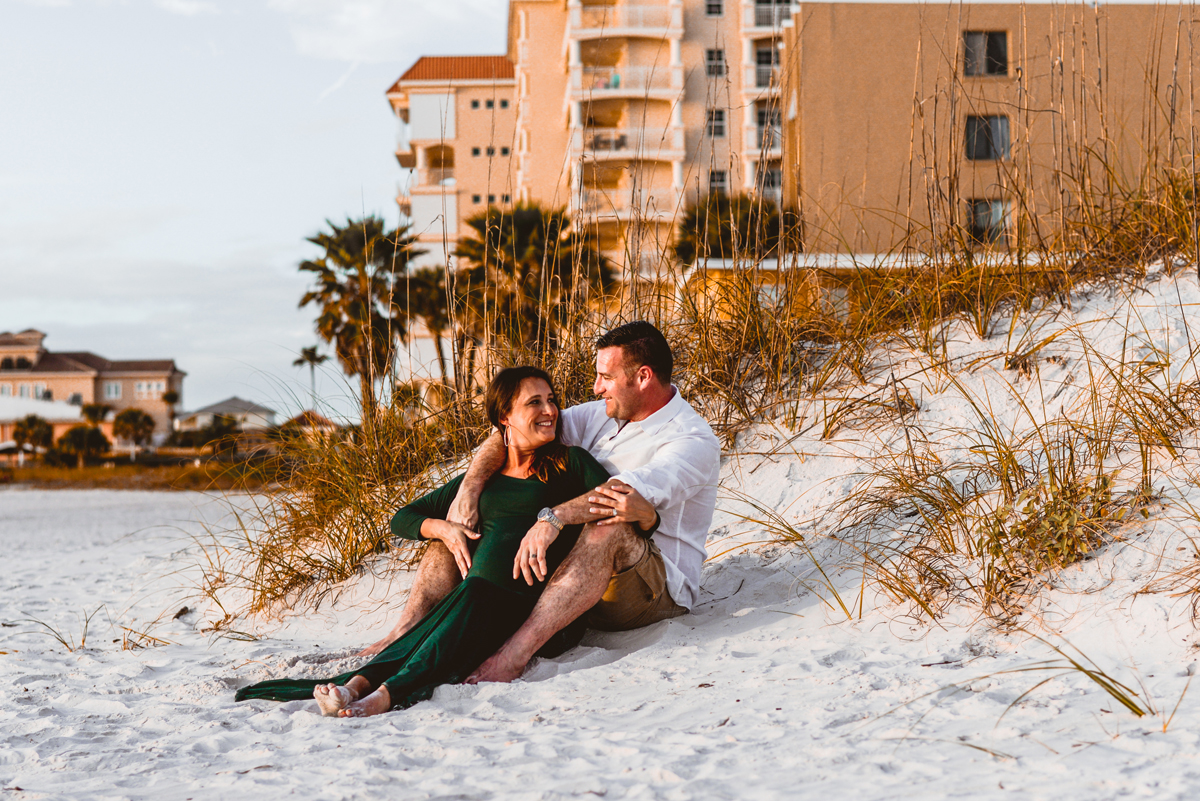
[6,268,1200,799]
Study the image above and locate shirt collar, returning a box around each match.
[630,386,684,436]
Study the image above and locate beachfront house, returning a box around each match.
[174,397,278,433]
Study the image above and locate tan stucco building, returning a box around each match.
[0,330,184,444]
[389,1,1198,265]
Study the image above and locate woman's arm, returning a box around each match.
[392,474,479,577]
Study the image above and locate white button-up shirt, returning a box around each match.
[561,389,721,610]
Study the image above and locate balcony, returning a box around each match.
[570,126,685,161]
[744,64,782,95]
[414,168,456,188]
[570,187,679,220]
[745,3,790,30]
[570,64,683,100]
[570,3,683,39]
[396,187,412,216]
[756,126,782,154]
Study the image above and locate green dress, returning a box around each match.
[235,446,610,710]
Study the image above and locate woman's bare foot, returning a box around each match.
[314,683,355,717]
[338,686,391,718]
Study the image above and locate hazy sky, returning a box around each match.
[1,0,506,419]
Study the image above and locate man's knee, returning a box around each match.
[579,520,639,549]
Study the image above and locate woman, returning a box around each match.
[235,367,610,717]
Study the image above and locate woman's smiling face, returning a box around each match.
[500,377,558,451]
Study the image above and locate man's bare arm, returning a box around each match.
[513,480,656,584]
[446,430,506,528]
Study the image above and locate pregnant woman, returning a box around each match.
[235,366,610,717]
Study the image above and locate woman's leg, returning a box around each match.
[314,674,372,716]
[338,684,392,718]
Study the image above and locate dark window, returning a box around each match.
[501,147,510,156]
[69,393,82,405]
[500,99,509,109]
[965,115,1010,160]
[757,107,781,149]
[968,199,1009,244]
[964,31,1007,76]
[705,0,723,15]
[0,357,11,370]
[705,49,726,77]
[15,357,30,369]
[486,147,496,156]
[502,194,511,203]
[486,99,495,109]
[472,194,482,203]
[706,108,726,137]
[488,194,496,203]
[472,147,481,157]
[471,99,480,109]
[710,170,729,194]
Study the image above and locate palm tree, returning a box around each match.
[454,202,613,374]
[57,425,110,469]
[112,408,156,460]
[292,346,329,409]
[81,403,111,425]
[673,192,781,266]
[13,414,52,468]
[299,216,424,426]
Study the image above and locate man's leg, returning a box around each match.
[357,541,462,657]
[465,522,645,683]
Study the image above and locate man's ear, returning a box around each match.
[635,365,655,387]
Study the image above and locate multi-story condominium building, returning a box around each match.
[781,3,1200,254]
[387,56,518,268]
[390,2,1195,265]
[0,329,185,442]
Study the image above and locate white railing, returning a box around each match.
[572,187,677,217]
[575,4,678,30]
[416,168,456,187]
[571,126,685,155]
[573,64,680,94]
[749,4,789,27]
[755,64,778,88]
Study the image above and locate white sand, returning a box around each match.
[6,268,1200,799]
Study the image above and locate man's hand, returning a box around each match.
[513,521,560,585]
[422,519,480,578]
[446,492,480,531]
[588,480,657,530]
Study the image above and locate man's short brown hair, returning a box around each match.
[595,321,672,383]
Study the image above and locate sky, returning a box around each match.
[1,0,507,420]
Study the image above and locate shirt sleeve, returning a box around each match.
[559,403,587,448]
[610,432,720,510]
[390,473,466,541]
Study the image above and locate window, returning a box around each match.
[757,107,782,148]
[18,384,30,398]
[104,381,122,400]
[756,46,779,87]
[964,31,1007,76]
[501,146,510,156]
[486,147,496,156]
[471,99,480,109]
[705,49,726,77]
[706,109,726,137]
[500,99,509,109]
[472,147,481,157]
[965,115,1010,160]
[0,384,10,397]
[68,392,82,405]
[0,357,11,369]
[710,170,729,194]
[488,194,496,203]
[486,99,495,109]
[705,0,723,15]
[472,194,482,204]
[135,380,165,400]
[15,357,30,368]
[33,383,47,400]
[967,199,1009,245]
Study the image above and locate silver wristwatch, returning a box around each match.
[537,507,564,531]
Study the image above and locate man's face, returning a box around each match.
[593,346,642,420]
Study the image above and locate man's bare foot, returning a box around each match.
[356,636,395,658]
[314,683,355,717]
[338,687,391,718]
[464,650,527,684]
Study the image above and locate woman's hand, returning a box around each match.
[421,519,481,578]
[588,480,657,530]
[514,521,560,585]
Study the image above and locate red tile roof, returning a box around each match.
[395,56,514,85]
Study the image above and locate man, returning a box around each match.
[359,321,721,684]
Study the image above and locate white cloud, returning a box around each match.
[267,0,508,63]
[152,0,218,15]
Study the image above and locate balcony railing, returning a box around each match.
[571,187,676,218]
[574,4,679,31]
[750,4,789,27]
[572,64,681,95]
[757,126,782,150]
[756,64,778,88]
[571,126,685,157]
[415,168,456,187]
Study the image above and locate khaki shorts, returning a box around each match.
[586,538,688,632]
